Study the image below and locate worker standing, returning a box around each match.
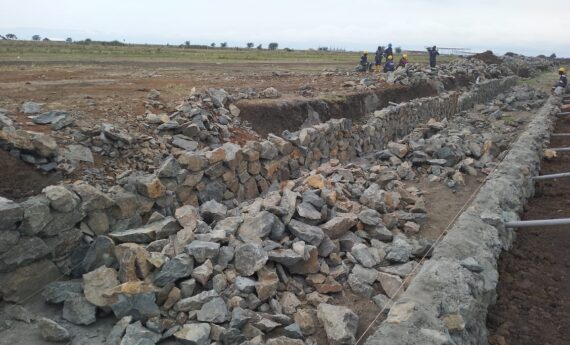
[375,46,384,67]
[554,67,567,95]
[427,45,439,68]
[397,54,409,68]
[384,44,393,59]
[384,55,395,72]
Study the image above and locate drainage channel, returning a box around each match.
[487,96,570,345]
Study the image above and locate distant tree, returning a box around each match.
[66,37,73,43]
[220,42,228,48]
[0,35,5,40]
[5,33,17,40]
[395,46,402,54]
[268,42,279,50]
[284,48,293,52]
[210,42,216,47]
[550,53,557,59]
[318,47,329,51]
[247,42,254,48]
[184,40,191,48]
[32,35,41,41]
[85,38,92,44]
[42,37,50,42]
[537,54,546,58]
[257,44,263,50]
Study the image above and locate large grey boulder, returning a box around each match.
[43,186,79,213]
[317,304,359,345]
[42,281,83,304]
[237,211,281,242]
[185,241,220,263]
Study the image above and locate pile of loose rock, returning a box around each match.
[22,157,435,344]
[370,85,546,191]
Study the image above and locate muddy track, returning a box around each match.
[487,106,570,345]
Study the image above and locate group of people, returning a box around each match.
[358,44,439,72]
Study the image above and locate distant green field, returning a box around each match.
[0,40,453,65]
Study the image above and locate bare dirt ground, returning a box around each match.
[487,112,570,345]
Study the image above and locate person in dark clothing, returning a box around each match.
[359,52,371,72]
[375,46,384,66]
[427,45,439,68]
[384,43,393,59]
[384,55,395,72]
[556,67,567,88]
[397,54,409,68]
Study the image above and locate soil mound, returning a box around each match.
[473,50,503,65]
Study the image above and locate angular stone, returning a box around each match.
[287,245,319,274]
[175,290,219,312]
[18,196,51,236]
[197,297,230,323]
[287,219,324,246]
[296,202,321,221]
[72,183,114,211]
[237,211,281,242]
[358,209,381,226]
[174,323,211,345]
[192,259,213,286]
[385,236,413,263]
[377,272,403,298]
[107,316,133,345]
[213,216,242,236]
[234,243,268,276]
[83,266,119,307]
[63,295,97,326]
[294,309,317,336]
[154,254,194,287]
[0,197,23,231]
[351,243,377,268]
[317,304,359,345]
[175,205,200,229]
[199,200,227,223]
[256,267,279,301]
[80,235,117,273]
[121,321,161,345]
[42,280,83,304]
[372,294,392,312]
[37,317,71,343]
[43,186,79,213]
[110,290,160,321]
[185,241,220,263]
[320,215,357,240]
[268,249,303,266]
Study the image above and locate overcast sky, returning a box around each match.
[2,0,569,56]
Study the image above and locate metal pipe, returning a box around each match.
[550,147,570,152]
[388,101,399,106]
[551,133,570,137]
[556,112,570,116]
[505,218,570,228]
[531,172,570,180]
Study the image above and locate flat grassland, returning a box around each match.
[0,40,453,66]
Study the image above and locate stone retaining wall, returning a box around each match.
[363,95,560,345]
[0,76,518,302]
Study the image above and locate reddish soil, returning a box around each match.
[0,149,61,201]
[487,116,570,345]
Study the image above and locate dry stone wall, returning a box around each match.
[363,95,560,345]
[0,76,517,302]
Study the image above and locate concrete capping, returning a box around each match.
[363,95,561,345]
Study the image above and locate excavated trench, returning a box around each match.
[237,83,437,137]
[487,108,570,345]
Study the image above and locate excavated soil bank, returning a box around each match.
[0,149,61,201]
[237,83,439,137]
[487,117,570,345]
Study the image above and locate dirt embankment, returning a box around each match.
[238,83,438,137]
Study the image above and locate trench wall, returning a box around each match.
[0,76,517,302]
[363,95,560,345]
